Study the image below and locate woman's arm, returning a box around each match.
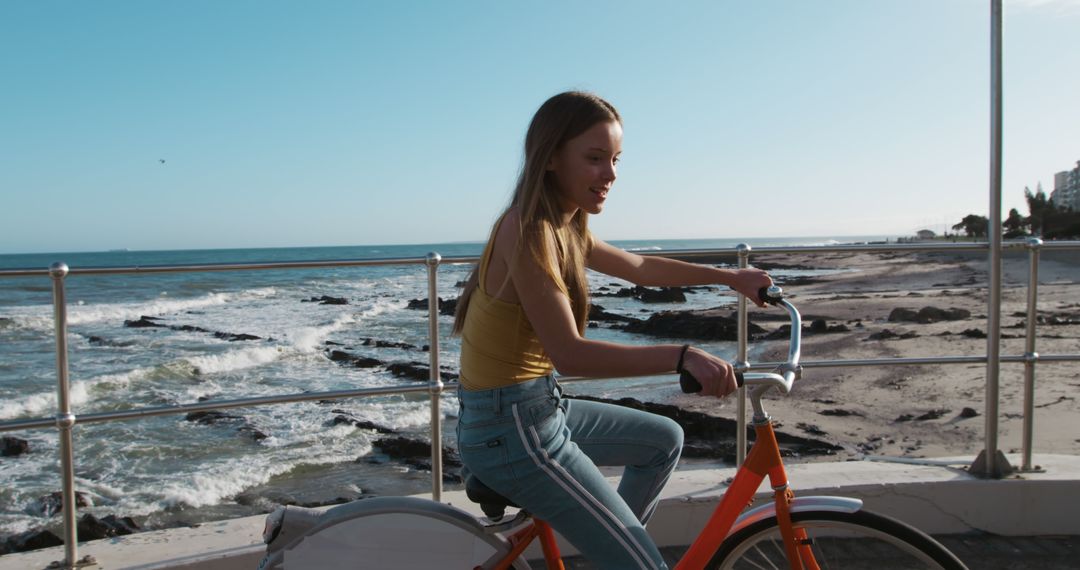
[500,222,737,396]
[587,238,773,305]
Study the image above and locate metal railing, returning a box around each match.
[2,239,1079,568]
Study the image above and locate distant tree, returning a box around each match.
[952,214,989,238]
[1024,185,1050,236]
[1002,208,1027,238]
[1021,183,1080,239]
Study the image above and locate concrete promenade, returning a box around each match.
[1,453,1077,569]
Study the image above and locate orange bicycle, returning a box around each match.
[259,286,967,569]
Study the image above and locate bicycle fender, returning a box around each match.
[727,496,863,538]
[258,496,530,570]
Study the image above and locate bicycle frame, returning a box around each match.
[675,419,811,570]
[492,519,564,570]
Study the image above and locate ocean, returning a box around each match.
[0,236,886,538]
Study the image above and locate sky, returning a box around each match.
[2,0,1078,254]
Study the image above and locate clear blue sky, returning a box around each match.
[2,0,1078,254]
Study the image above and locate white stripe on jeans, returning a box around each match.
[511,403,657,570]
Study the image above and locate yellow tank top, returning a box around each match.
[459,239,554,391]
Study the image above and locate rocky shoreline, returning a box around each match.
[3,248,1078,555]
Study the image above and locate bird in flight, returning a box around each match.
[159,159,166,164]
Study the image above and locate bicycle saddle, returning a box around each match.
[465,472,521,520]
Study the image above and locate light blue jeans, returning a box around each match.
[456,375,683,570]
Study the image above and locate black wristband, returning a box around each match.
[675,344,691,374]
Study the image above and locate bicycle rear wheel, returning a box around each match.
[259,497,531,569]
[707,509,967,569]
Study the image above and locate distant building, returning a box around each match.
[916,229,936,240]
[1050,160,1080,211]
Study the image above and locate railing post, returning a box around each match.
[735,244,751,467]
[970,0,1014,479]
[1021,237,1042,471]
[49,262,82,570]
[425,253,444,501]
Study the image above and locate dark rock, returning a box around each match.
[595,286,688,303]
[327,350,383,368]
[764,321,849,341]
[914,409,950,421]
[959,407,979,418]
[361,338,418,350]
[588,304,632,323]
[32,491,93,517]
[960,328,987,339]
[401,458,465,484]
[797,423,827,436]
[303,296,348,305]
[916,307,970,323]
[185,411,267,442]
[238,426,269,441]
[819,409,865,417]
[373,437,463,474]
[386,362,459,383]
[332,415,397,434]
[172,324,212,334]
[889,306,970,324]
[77,513,140,540]
[406,297,458,316]
[620,311,765,342]
[867,329,899,341]
[85,335,135,347]
[887,308,918,322]
[124,315,167,328]
[2,436,29,457]
[299,496,357,508]
[214,332,262,342]
[2,529,63,554]
[126,317,262,343]
[636,287,688,303]
[895,414,914,422]
[569,395,840,463]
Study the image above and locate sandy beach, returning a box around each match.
[667,247,1080,463]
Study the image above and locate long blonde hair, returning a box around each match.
[453,92,621,336]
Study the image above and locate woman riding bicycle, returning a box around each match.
[452,91,772,570]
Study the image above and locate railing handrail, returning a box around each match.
[7,351,1080,435]
[4,239,1077,279]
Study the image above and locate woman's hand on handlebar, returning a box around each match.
[730,268,774,308]
[682,348,739,398]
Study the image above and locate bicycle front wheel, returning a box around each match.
[708,509,967,569]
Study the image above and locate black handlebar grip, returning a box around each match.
[679,370,745,394]
[757,286,784,305]
[679,371,702,393]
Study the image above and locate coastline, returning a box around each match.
[2,244,1078,555]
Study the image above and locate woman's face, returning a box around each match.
[548,120,622,218]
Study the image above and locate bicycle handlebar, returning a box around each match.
[679,285,802,398]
